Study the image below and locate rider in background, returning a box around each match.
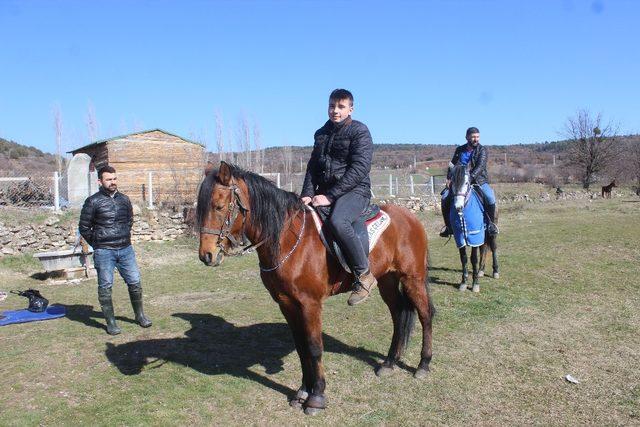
[440,127,499,237]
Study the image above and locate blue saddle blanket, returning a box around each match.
[449,190,486,248]
[0,305,66,326]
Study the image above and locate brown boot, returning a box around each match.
[347,270,378,306]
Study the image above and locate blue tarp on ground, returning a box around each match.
[0,305,66,326]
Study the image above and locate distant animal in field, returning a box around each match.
[601,180,616,198]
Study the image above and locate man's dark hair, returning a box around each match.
[329,89,354,106]
[98,165,116,180]
[466,127,480,136]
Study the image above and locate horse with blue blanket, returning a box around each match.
[445,164,499,292]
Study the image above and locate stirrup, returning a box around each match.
[439,225,451,238]
[487,222,499,235]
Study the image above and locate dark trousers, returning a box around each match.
[327,192,370,276]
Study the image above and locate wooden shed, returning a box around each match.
[68,129,205,206]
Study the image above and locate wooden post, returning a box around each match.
[148,172,154,209]
[410,175,414,195]
[53,172,60,212]
[276,173,281,189]
[430,176,435,196]
[389,174,393,195]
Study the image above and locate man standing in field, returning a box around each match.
[301,89,377,306]
[79,165,152,335]
[440,127,499,237]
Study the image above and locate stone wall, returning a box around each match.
[0,205,191,257]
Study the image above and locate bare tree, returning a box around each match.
[282,144,293,180]
[253,120,263,173]
[631,141,640,188]
[214,110,225,162]
[52,104,63,176]
[86,101,100,142]
[236,113,251,169]
[563,109,619,189]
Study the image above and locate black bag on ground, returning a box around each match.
[11,289,49,313]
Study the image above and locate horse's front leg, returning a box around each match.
[298,301,326,415]
[459,247,468,291]
[278,299,313,411]
[471,246,480,293]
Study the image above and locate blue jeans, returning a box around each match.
[93,245,141,290]
[478,183,496,205]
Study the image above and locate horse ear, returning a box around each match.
[218,161,232,186]
[204,161,216,177]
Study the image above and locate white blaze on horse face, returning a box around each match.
[454,174,469,211]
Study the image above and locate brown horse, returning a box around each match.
[601,180,616,198]
[197,162,434,415]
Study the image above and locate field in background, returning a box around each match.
[1,195,639,425]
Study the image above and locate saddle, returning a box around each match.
[308,204,391,273]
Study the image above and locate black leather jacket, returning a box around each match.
[301,118,373,202]
[79,187,133,249]
[447,143,489,185]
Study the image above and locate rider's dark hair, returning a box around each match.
[466,127,480,136]
[98,165,116,180]
[329,89,354,106]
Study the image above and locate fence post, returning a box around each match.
[53,172,60,212]
[389,174,393,196]
[410,175,414,195]
[395,176,399,196]
[276,173,281,189]
[430,176,435,196]
[148,172,154,209]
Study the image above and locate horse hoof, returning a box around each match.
[375,365,394,377]
[472,284,480,293]
[289,399,303,410]
[414,368,430,379]
[458,283,467,292]
[478,270,485,277]
[304,407,323,416]
[493,272,500,279]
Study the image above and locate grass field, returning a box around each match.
[1,196,639,425]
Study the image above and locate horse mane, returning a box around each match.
[450,164,467,191]
[197,164,304,258]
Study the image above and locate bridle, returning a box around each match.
[199,183,250,255]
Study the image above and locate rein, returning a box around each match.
[259,209,306,272]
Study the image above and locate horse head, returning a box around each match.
[449,164,471,212]
[197,161,250,266]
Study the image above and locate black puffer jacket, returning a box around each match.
[447,143,489,185]
[301,118,373,202]
[79,187,133,249]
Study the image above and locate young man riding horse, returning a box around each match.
[300,89,377,305]
[440,127,499,238]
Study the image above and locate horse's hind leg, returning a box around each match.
[478,243,487,277]
[459,247,468,291]
[376,273,405,377]
[402,274,434,379]
[489,235,499,279]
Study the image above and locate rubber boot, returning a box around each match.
[128,284,152,328]
[98,287,121,335]
[486,203,499,235]
[347,270,378,306]
[440,196,452,237]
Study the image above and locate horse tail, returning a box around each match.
[396,287,417,354]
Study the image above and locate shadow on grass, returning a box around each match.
[63,304,138,333]
[103,312,392,399]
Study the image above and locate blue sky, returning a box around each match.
[1,0,638,155]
